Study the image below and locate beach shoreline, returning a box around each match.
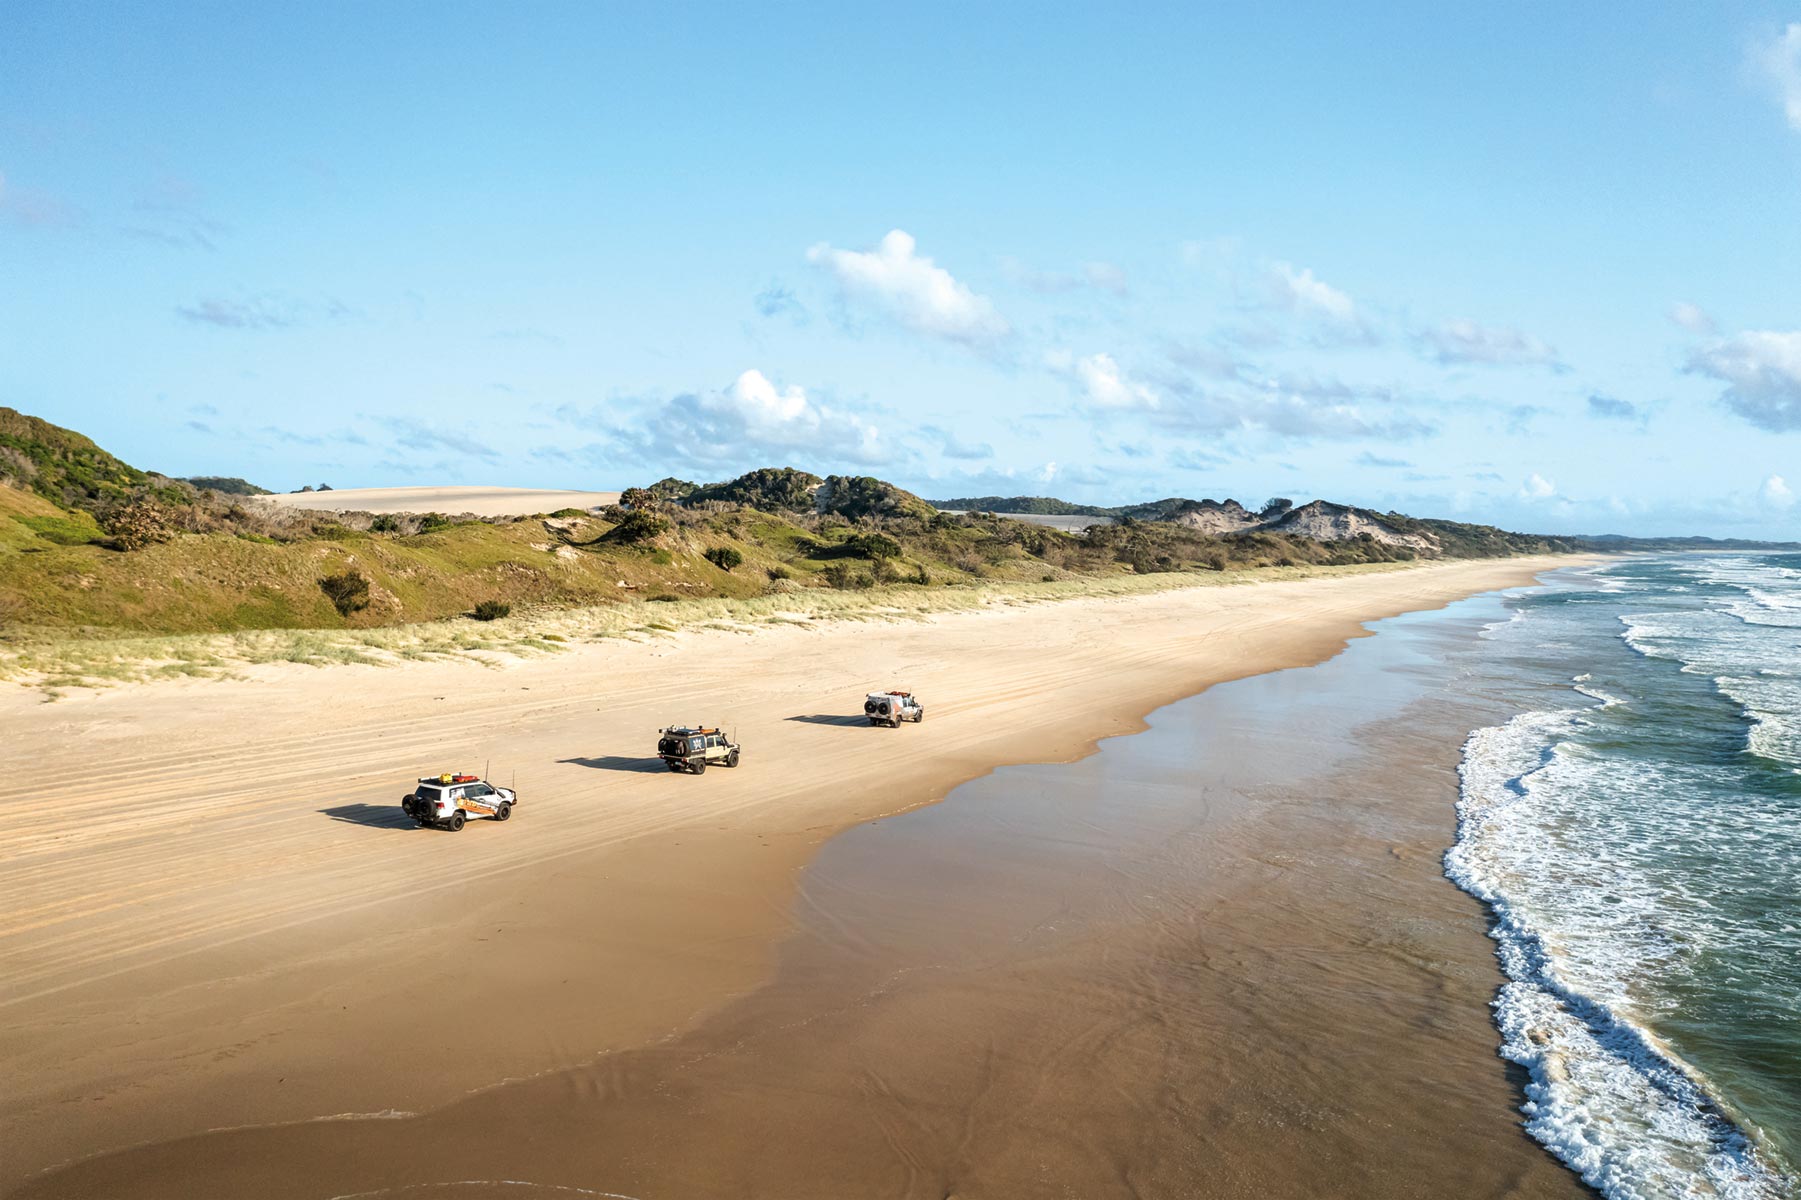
[0,556,1596,1196]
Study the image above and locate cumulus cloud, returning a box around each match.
[807,229,1009,346]
[1070,352,1162,411]
[1756,23,1801,131]
[1686,330,1801,431]
[1418,318,1560,368]
[1256,261,1378,345]
[634,369,889,469]
[1519,472,1557,500]
[1586,393,1641,421]
[1269,262,1358,324]
[1762,474,1796,509]
[1670,301,1717,335]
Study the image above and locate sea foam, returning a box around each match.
[1448,703,1791,1199]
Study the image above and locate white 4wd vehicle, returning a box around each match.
[401,774,517,831]
[865,691,924,727]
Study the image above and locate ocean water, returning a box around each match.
[1449,555,1801,1199]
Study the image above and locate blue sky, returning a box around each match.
[3,3,1800,536]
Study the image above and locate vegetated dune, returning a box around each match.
[258,486,621,516]
[1267,501,1441,553]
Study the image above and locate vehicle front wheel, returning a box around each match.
[915,710,925,722]
[449,811,466,832]
[726,750,740,767]
[496,803,511,822]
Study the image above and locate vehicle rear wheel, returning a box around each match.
[449,811,466,832]
[496,803,511,822]
[666,759,682,772]
[693,760,706,775]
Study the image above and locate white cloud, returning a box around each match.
[1762,474,1796,509]
[1269,262,1358,324]
[807,230,1010,346]
[637,369,889,469]
[1519,472,1557,500]
[1755,23,1801,131]
[1069,352,1162,411]
[1670,301,1717,335]
[1687,330,1801,431]
[1419,318,1560,367]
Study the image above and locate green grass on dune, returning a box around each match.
[0,561,1407,691]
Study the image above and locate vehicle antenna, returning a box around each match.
[486,757,491,783]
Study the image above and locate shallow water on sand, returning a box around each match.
[15,584,1594,1200]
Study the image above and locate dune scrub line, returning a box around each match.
[0,562,1410,694]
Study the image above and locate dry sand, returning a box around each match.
[257,485,622,516]
[0,557,1589,1196]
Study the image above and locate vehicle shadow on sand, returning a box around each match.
[559,755,670,774]
[785,714,869,727]
[320,803,421,830]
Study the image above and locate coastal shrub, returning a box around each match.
[318,570,371,616]
[845,532,902,560]
[821,563,873,590]
[369,514,402,533]
[99,497,175,551]
[619,486,658,512]
[607,509,669,544]
[549,507,587,519]
[471,600,511,621]
[766,564,792,581]
[310,521,356,541]
[415,513,453,534]
[704,546,743,571]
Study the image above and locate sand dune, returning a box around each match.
[257,485,621,515]
[0,558,1589,1195]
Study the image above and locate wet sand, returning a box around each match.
[0,560,1593,1197]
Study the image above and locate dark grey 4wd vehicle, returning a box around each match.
[657,727,741,774]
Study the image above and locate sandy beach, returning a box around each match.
[257,486,623,516]
[1,557,1590,1197]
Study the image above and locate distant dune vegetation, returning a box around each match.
[0,405,1763,639]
